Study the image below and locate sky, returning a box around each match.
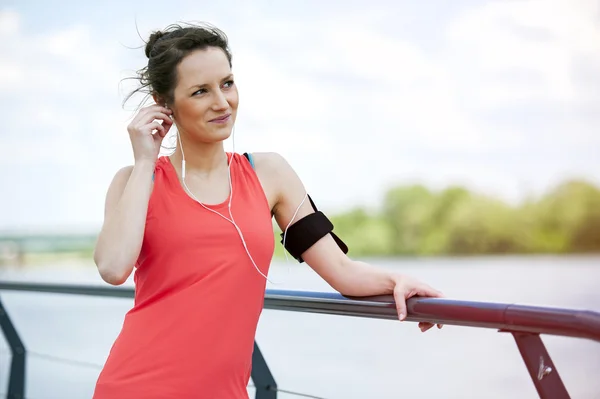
[1,0,599,233]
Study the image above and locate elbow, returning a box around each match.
[98,265,130,286]
[336,285,356,298]
[101,270,129,286]
[94,251,132,286]
[329,258,354,296]
[326,276,352,297]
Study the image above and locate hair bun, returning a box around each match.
[145,31,165,58]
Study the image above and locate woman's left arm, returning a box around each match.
[268,153,444,332]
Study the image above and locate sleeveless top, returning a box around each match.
[93,153,275,399]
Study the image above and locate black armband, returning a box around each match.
[280,195,348,263]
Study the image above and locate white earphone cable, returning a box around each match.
[176,126,306,284]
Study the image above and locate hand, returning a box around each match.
[127,104,174,163]
[392,274,444,333]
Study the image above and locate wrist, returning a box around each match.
[134,158,157,170]
[388,273,404,292]
[132,159,157,180]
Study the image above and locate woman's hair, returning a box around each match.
[124,22,232,109]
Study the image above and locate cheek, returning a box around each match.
[228,88,239,109]
[178,101,209,122]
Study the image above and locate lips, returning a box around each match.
[209,113,231,123]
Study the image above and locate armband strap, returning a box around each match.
[280,195,348,263]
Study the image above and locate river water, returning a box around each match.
[1,255,599,398]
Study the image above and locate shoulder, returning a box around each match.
[110,157,165,183]
[248,152,294,180]
[114,165,135,179]
[244,152,304,212]
[246,151,301,191]
[107,161,153,195]
[101,165,135,217]
[107,164,135,190]
[106,165,135,189]
[248,152,307,210]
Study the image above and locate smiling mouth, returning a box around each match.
[209,114,231,123]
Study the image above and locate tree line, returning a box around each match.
[273,179,600,258]
[3,179,599,263]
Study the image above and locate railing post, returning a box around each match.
[251,341,277,399]
[510,332,569,399]
[0,296,26,399]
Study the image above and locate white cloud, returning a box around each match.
[0,61,24,89]
[253,1,600,207]
[0,8,18,36]
[1,2,599,229]
[0,9,135,229]
[0,10,23,89]
[0,9,131,166]
[445,0,600,106]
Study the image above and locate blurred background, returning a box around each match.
[1,1,599,398]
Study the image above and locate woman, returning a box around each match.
[92,22,443,398]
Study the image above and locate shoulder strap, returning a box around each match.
[243,152,255,169]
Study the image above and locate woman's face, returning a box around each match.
[170,47,238,143]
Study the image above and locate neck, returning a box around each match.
[170,134,229,177]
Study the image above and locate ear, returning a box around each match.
[152,93,167,108]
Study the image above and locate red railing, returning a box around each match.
[1,282,599,399]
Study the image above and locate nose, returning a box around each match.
[212,90,229,111]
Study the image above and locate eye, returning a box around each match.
[192,88,207,96]
[223,80,234,89]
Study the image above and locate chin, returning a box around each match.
[206,128,233,143]
[192,122,235,143]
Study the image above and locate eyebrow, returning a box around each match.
[188,74,234,90]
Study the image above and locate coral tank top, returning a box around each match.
[93,153,275,399]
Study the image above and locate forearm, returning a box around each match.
[93,161,155,284]
[332,258,397,297]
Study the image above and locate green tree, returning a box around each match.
[383,185,436,255]
[445,195,526,254]
[529,180,600,253]
[269,179,600,259]
[330,208,394,256]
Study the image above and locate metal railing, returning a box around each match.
[1,281,599,399]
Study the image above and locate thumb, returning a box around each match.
[156,117,173,140]
[153,128,167,142]
[393,288,407,321]
[153,123,170,142]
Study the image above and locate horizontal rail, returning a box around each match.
[1,281,599,342]
[2,280,600,399]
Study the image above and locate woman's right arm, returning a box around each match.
[93,104,173,285]
[93,160,155,285]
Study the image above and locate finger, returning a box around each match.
[142,105,172,116]
[415,284,444,298]
[147,121,166,136]
[130,112,172,137]
[153,126,168,142]
[156,118,173,137]
[393,290,408,321]
[156,126,167,139]
[132,108,170,126]
[133,111,172,128]
[162,116,174,132]
[419,321,441,331]
[144,112,173,125]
